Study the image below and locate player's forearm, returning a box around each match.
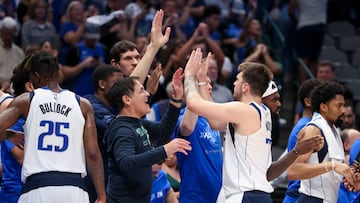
[179,108,198,136]
[288,161,331,180]
[87,153,106,201]
[197,84,226,131]
[267,149,298,181]
[130,43,158,84]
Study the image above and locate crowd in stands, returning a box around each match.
[1,0,360,202]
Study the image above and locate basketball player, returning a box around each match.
[0,51,106,203]
[288,81,356,202]
[183,48,323,202]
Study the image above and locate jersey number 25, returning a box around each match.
[38,120,69,152]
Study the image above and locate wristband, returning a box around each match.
[331,159,335,171]
[170,97,182,103]
[293,147,300,157]
[196,81,207,86]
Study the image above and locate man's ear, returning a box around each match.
[25,82,34,92]
[304,97,311,108]
[98,79,106,90]
[320,103,328,113]
[110,59,117,66]
[122,95,131,105]
[242,82,249,93]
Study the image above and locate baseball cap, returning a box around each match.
[84,21,101,40]
[262,81,278,98]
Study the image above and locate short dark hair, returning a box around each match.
[311,81,345,113]
[298,79,323,106]
[26,51,59,82]
[107,76,138,111]
[110,40,139,62]
[11,60,31,97]
[92,64,122,90]
[238,62,272,97]
[204,4,221,18]
[318,60,335,72]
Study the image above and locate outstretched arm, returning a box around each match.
[130,9,171,84]
[267,132,324,181]
[287,126,355,185]
[183,48,250,125]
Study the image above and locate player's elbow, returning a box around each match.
[180,123,194,137]
[287,167,298,180]
[86,148,102,163]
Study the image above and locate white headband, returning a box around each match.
[262,81,278,98]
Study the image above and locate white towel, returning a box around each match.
[309,113,344,161]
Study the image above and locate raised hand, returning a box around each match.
[184,48,203,77]
[171,68,184,100]
[150,9,171,49]
[196,52,212,83]
[294,134,324,155]
[145,63,162,95]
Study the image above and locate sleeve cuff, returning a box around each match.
[3,139,16,151]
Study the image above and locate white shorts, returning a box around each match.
[18,186,89,203]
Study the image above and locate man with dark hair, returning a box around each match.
[109,9,170,83]
[316,60,336,81]
[104,71,192,202]
[0,51,106,203]
[83,64,123,202]
[109,40,140,77]
[262,80,282,146]
[288,81,356,202]
[282,79,322,203]
[341,104,357,130]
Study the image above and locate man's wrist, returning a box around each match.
[196,81,207,86]
[292,147,300,157]
[169,99,182,108]
[170,97,182,103]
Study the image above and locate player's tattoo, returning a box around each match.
[184,76,198,98]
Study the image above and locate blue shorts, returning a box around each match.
[296,193,323,203]
[242,190,272,203]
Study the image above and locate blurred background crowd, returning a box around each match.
[1,0,360,202]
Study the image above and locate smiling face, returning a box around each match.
[128,80,150,117]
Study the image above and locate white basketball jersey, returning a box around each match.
[22,88,86,182]
[222,102,273,201]
[299,119,344,202]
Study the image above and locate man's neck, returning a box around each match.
[118,108,142,119]
[302,108,313,119]
[320,113,334,127]
[95,92,110,107]
[241,95,261,104]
